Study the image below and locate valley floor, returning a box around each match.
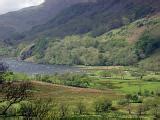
[0,66,160,119]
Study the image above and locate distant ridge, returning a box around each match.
[18,0,160,41]
[0,0,93,41]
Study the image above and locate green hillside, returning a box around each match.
[17,14,160,70]
[139,49,160,71]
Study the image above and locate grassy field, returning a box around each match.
[31,66,160,116]
[92,77,160,93]
[31,80,122,104]
[80,66,160,92]
[0,66,160,119]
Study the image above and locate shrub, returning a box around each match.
[144,90,150,97]
[20,99,54,119]
[75,102,87,115]
[135,31,160,59]
[143,76,160,82]
[99,71,112,78]
[59,103,70,118]
[95,99,112,113]
[125,94,142,103]
[0,62,9,83]
[59,73,91,88]
[118,99,128,105]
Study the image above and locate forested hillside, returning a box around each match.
[0,0,160,69]
[17,14,160,70]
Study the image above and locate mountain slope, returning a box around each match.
[16,14,160,69]
[0,0,93,41]
[23,0,160,41]
[139,49,160,71]
[0,0,160,69]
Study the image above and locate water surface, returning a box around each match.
[1,58,80,75]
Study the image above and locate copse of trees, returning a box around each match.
[29,35,137,66]
[135,28,160,59]
[145,97,160,118]
[17,16,160,67]
[34,73,92,88]
[31,29,159,66]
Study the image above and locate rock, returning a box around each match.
[18,44,35,60]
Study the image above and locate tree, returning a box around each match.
[130,70,145,80]
[136,103,147,117]
[95,99,112,113]
[135,31,160,59]
[125,94,132,115]
[0,62,9,84]
[20,101,35,119]
[80,47,101,66]
[0,81,33,115]
[59,103,69,119]
[75,102,87,115]
[131,69,146,95]
[118,69,126,80]
[151,99,160,119]
[20,98,54,120]
[131,94,143,103]
[144,97,160,119]
[99,70,112,78]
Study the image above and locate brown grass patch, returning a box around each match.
[80,66,123,71]
[31,81,123,104]
[127,26,146,44]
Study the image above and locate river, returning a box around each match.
[0,58,81,75]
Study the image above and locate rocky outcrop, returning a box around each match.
[19,44,35,60]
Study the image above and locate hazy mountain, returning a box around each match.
[22,0,160,41]
[0,0,93,41]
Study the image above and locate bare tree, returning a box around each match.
[0,62,9,84]
[125,94,132,115]
[0,81,33,115]
[59,103,69,119]
[137,103,147,118]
